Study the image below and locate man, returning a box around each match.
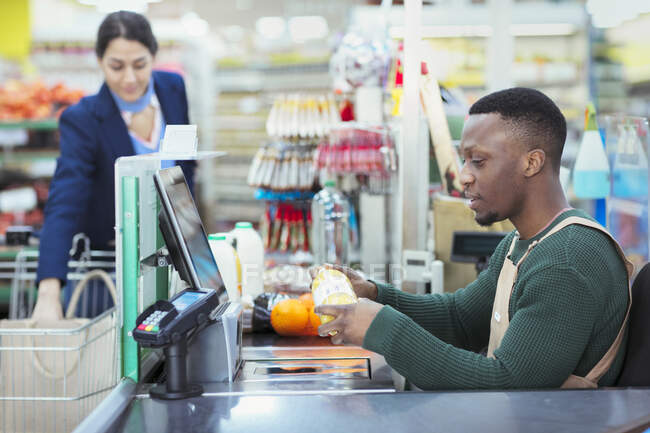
[315,87,631,390]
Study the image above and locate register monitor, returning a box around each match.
[451,231,507,274]
[153,166,228,305]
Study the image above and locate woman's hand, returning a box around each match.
[309,263,378,301]
[32,278,63,321]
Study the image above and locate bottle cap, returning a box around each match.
[208,233,227,241]
[585,103,599,131]
[323,180,336,187]
[235,222,253,229]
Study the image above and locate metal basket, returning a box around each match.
[0,233,119,433]
[0,308,119,433]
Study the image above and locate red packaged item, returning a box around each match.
[305,210,312,252]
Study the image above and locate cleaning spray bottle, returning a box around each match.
[573,103,610,199]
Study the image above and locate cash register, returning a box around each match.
[132,166,242,400]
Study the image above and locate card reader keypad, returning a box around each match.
[137,310,168,332]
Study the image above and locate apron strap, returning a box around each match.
[490,215,633,386]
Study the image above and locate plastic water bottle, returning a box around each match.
[573,103,610,199]
[311,180,350,265]
[208,233,241,301]
[232,222,265,299]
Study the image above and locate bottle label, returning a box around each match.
[311,269,357,307]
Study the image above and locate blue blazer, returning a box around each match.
[37,70,196,284]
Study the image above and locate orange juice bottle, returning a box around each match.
[311,268,357,325]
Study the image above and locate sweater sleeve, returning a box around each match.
[372,269,495,351]
[363,263,599,390]
[370,234,510,351]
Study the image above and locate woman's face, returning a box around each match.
[98,37,153,102]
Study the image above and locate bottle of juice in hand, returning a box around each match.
[311,268,358,332]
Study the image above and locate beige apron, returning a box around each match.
[486,216,634,388]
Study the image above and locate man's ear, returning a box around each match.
[524,149,545,177]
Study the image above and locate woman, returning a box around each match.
[32,11,195,319]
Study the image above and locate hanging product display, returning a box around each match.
[573,103,610,199]
[247,143,316,192]
[313,124,397,175]
[260,202,311,255]
[265,94,340,139]
[329,31,391,92]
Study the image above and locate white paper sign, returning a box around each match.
[161,124,198,155]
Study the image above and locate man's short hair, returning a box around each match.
[468,87,567,171]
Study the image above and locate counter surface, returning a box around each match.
[109,386,650,433]
[100,335,650,433]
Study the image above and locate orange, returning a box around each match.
[302,305,322,336]
[299,292,315,309]
[270,299,309,336]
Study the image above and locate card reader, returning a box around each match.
[132,287,221,400]
[133,288,218,348]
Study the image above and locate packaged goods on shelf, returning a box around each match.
[0,79,84,121]
[266,94,340,139]
[260,202,311,256]
[247,142,317,191]
[313,123,397,175]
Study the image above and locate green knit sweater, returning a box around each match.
[363,209,629,390]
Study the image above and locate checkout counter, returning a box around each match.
[76,156,650,433]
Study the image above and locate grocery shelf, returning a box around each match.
[0,119,58,130]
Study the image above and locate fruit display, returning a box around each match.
[0,79,84,121]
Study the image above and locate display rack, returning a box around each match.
[204,63,332,232]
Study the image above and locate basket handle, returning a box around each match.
[65,269,118,319]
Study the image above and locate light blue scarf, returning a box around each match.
[110,78,154,113]
[109,78,174,168]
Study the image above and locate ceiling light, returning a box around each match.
[288,16,329,42]
[255,17,286,40]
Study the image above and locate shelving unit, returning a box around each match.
[202,62,332,233]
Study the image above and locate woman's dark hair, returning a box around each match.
[95,10,158,58]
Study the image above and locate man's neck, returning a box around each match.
[510,181,570,240]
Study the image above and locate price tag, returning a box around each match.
[161,125,198,155]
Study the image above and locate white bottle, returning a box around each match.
[208,233,241,301]
[232,222,265,299]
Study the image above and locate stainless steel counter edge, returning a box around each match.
[72,378,137,433]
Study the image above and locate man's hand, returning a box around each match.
[32,278,63,321]
[309,263,378,301]
[315,298,383,346]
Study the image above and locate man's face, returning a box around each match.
[98,37,153,102]
[459,113,527,226]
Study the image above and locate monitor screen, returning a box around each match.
[172,291,207,312]
[451,231,507,263]
[153,166,227,304]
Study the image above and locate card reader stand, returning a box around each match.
[132,288,219,400]
[151,337,202,400]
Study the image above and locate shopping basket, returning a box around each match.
[0,234,119,433]
[3,233,116,320]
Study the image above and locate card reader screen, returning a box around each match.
[172,291,206,312]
